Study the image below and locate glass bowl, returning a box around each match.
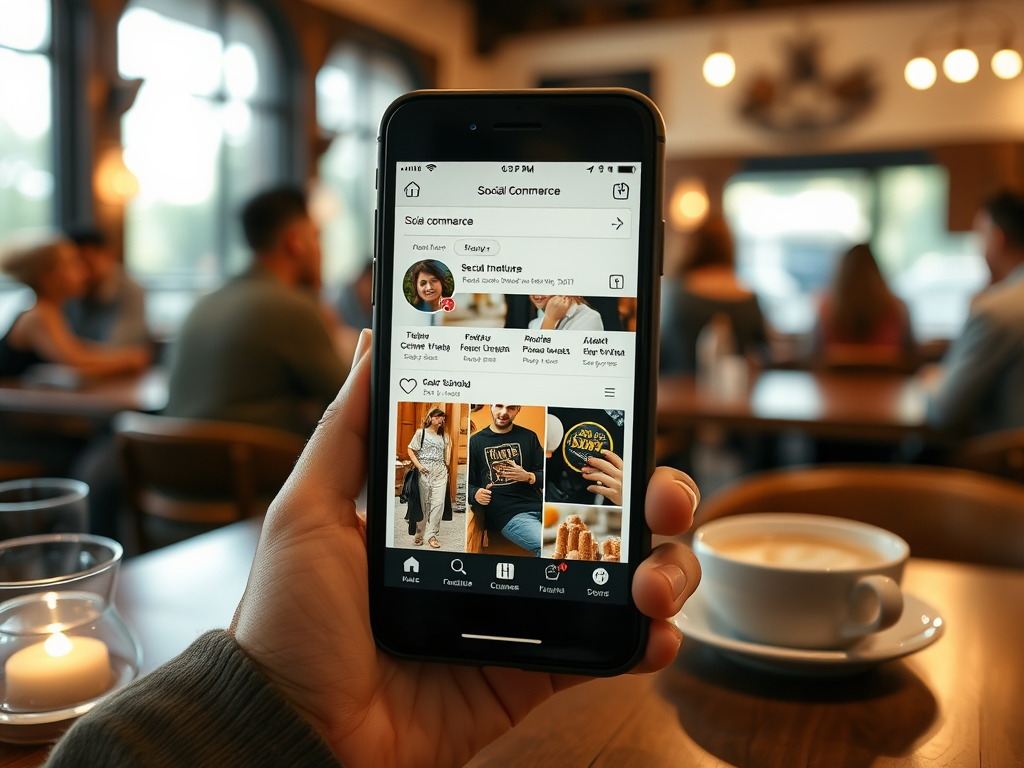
[0,534,142,744]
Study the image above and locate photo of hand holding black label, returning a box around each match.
[546,407,625,506]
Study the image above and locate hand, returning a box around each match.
[540,295,573,329]
[231,330,702,768]
[474,485,492,505]
[496,461,532,484]
[418,465,429,476]
[581,449,623,506]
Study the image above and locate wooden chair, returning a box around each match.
[114,412,305,552]
[949,428,1024,485]
[691,465,1024,569]
[465,506,532,557]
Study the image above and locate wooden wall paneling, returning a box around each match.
[932,142,1024,232]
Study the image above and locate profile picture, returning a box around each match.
[403,259,455,313]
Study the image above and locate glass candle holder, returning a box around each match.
[0,534,141,744]
[0,478,89,541]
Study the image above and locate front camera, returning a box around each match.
[469,123,477,131]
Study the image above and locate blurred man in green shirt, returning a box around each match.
[165,188,348,435]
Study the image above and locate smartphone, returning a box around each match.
[367,89,665,675]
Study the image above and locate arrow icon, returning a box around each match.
[586,166,594,173]
[613,217,623,230]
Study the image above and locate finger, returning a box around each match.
[581,469,616,487]
[276,332,372,521]
[644,466,699,536]
[584,456,621,478]
[629,618,683,674]
[350,327,371,369]
[587,485,618,504]
[632,541,700,618]
[600,449,624,470]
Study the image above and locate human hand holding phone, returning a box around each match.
[231,332,702,768]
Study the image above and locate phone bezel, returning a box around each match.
[367,89,665,676]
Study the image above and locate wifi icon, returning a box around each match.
[426,164,437,172]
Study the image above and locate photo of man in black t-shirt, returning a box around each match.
[468,405,545,556]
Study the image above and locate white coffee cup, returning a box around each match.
[693,514,908,649]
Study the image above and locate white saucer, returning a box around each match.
[676,589,945,677]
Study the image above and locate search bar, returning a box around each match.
[397,207,632,239]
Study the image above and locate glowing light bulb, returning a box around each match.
[905,57,937,90]
[703,52,736,87]
[992,49,1023,80]
[943,48,979,83]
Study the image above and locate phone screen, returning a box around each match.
[382,161,642,605]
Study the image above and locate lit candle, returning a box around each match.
[4,632,112,710]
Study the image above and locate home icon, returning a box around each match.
[403,556,420,573]
[404,182,420,198]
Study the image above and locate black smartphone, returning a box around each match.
[367,89,665,675]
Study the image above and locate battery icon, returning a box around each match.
[618,165,636,174]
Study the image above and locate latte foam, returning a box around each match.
[714,533,885,570]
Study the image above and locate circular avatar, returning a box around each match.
[404,259,455,313]
[561,421,614,472]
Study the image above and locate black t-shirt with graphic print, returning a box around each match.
[468,423,544,532]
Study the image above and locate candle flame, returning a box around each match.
[44,631,73,658]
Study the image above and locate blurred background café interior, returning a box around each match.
[1,0,1023,554]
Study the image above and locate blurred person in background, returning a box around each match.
[810,243,915,369]
[0,238,150,378]
[660,214,768,374]
[63,226,149,347]
[164,187,348,436]
[927,189,1024,435]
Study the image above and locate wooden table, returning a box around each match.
[658,370,941,443]
[0,368,168,420]
[5,519,1023,767]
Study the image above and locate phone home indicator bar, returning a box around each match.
[461,634,542,645]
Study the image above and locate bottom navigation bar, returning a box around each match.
[384,548,628,605]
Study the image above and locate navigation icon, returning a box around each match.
[592,567,609,585]
[545,563,567,581]
[496,562,515,580]
[403,557,420,573]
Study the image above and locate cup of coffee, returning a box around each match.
[693,513,908,649]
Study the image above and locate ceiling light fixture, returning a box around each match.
[905,5,1019,89]
[703,51,736,87]
[992,48,1023,79]
[905,57,937,90]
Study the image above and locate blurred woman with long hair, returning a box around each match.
[407,407,452,549]
[0,239,149,377]
[814,244,914,367]
[660,214,768,373]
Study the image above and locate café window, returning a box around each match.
[0,0,55,332]
[117,0,295,303]
[315,42,416,288]
[0,0,54,240]
[723,164,983,340]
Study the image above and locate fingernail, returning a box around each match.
[678,481,699,513]
[351,328,372,369]
[668,618,684,641]
[657,565,688,603]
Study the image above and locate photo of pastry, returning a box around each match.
[541,503,622,561]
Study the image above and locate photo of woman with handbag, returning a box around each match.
[408,408,452,548]
[394,402,469,552]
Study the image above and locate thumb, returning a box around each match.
[486,483,493,490]
[275,331,372,525]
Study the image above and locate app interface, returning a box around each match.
[383,162,641,605]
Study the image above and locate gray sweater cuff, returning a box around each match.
[46,630,342,768]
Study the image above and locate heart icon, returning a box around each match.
[399,378,417,394]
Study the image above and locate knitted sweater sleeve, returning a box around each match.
[45,630,342,768]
